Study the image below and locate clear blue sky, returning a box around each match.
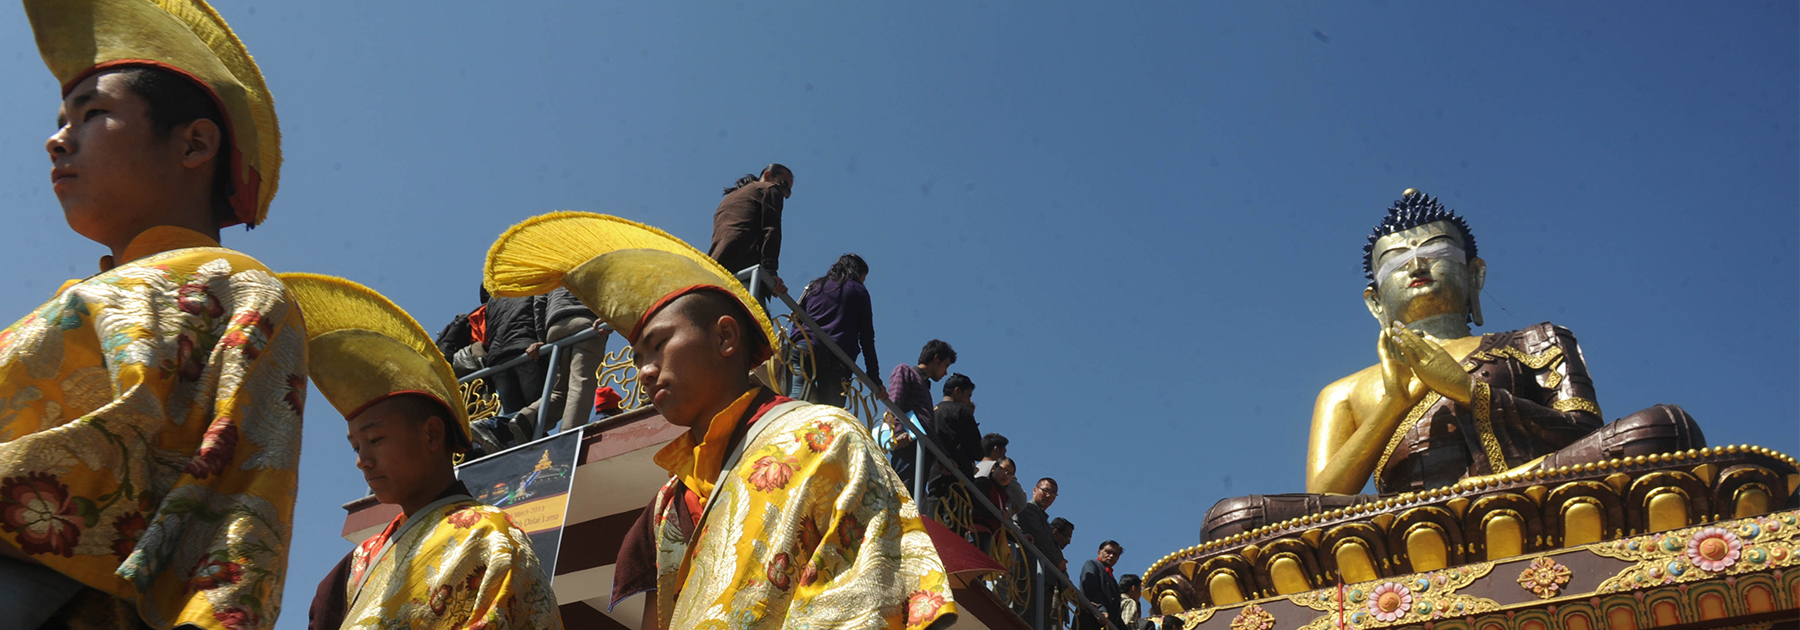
[0,2,1794,627]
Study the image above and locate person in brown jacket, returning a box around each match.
[708,163,794,297]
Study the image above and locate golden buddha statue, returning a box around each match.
[1201,190,1706,541]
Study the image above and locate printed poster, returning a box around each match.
[457,428,583,576]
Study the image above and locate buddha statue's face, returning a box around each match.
[1363,221,1486,328]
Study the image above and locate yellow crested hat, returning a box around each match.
[483,212,777,363]
[26,0,280,228]
[278,273,471,453]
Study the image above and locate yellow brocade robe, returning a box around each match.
[653,402,958,630]
[342,497,562,630]
[0,228,307,630]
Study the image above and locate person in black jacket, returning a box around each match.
[929,374,983,490]
[482,294,546,425]
[1078,541,1125,630]
[708,164,794,298]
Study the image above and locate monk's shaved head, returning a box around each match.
[665,290,766,371]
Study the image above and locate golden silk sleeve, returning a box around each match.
[668,405,957,630]
[341,502,561,630]
[0,249,307,630]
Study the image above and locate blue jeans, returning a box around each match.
[786,341,850,408]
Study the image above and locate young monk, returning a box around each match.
[0,0,305,627]
[483,212,957,630]
[280,274,562,630]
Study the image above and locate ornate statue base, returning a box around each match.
[1159,508,1800,630]
[1147,445,1799,621]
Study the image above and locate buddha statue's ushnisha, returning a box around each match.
[1201,190,1706,542]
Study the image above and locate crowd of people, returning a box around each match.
[700,165,1167,629]
[433,285,627,450]
[430,160,1166,628]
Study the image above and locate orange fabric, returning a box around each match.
[97,224,220,271]
[653,389,761,502]
[469,304,488,346]
[681,489,705,532]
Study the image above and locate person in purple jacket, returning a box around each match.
[787,254,883,406]
[887,339,957,496]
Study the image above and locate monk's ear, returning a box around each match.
[713,314,744,362]
[176,118,223,170]
[423,415,446,454]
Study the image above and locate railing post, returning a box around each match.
[1034,557,1047,630]
[748,266,765,303]
[914,437,929,516]
[534,344,561,441]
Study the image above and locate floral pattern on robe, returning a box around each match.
[343,499,562,630]
[652,402,958,630]
[0,242,306,630]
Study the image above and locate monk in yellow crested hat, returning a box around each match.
[484,212,958,629]
[29,0,281,234]
[0,1,302,628]
[279,274,563,630]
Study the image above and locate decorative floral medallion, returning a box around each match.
[1367,582,1412,622]
[1516,556,1572,599]
[1230,603,1275,630]
[905,590,947,626]
[1593,510,1799,593]
[1685,526,1743,572]
[1290,563,1499,630]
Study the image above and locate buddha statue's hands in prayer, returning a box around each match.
[1377,325,1427,405]
[1385,323,1474,405]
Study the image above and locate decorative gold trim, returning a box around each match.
[1143,448,1800,583]
[1515,556,1571,599]
[1377,392,1442,485]
[1173,606,1216,627]
[595,345,652,412]
[1229,603,1275,630]
[1290,563,1497,630]
[1552,397,1602,417]
[455,378,502,465]
[1591,510,1799,593]
[460,378,502,424]
[1540,366,1564,389]
[1471,381,1507,473]
[1468,345,1564,370]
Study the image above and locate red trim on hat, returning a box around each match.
[345,390,471,453]
[67,59,258,228]
[632,284,773,363]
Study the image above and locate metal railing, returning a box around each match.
[449,267,1121,630]
[744,266,1122,630]
[459,324,610,444]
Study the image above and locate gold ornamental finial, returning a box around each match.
[1402,188,1420,197]
[534,450,553,472]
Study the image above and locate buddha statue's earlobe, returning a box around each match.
[1467,257,1487,327]
[1363,285,1391,327]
